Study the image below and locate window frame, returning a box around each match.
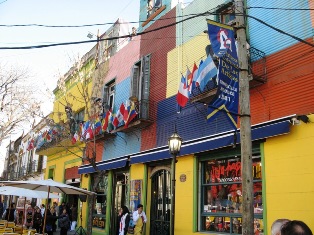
[215,2,235,26]
[102,79,116,111]
[198,146,264,234]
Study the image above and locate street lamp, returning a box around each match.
[168,129,182,235]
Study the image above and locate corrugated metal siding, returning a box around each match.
[105,38,140,85]
[176,0,225,46]
[156,96,235,146]
[247,0,312,56]
[250,40,314,124]
[167,33,209,98]
[140,8,177,151]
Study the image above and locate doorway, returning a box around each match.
[110,172,128,235]
[150,169,171,235]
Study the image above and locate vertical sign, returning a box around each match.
[129,179,142,212]
[206,20,239,128]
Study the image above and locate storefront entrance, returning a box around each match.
[150,169,171,235]
[110,171,128,235]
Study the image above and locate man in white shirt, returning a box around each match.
[132,204,147,235]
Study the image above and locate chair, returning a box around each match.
[4,228,13,233]
[6,223,14,229]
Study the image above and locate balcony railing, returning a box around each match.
[112,99,156,133]
[190,46,266,104]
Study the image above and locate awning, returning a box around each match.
[130,119,291,164]
[78,157,128,174]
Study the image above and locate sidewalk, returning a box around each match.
[53,228,77,235]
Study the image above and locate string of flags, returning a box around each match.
[26,100,138,150]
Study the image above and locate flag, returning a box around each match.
[27,139,35,151]
[86,125,94,140]
[196,55,218,92]
[123,100,130,122]
[81,121,90,141]
[176,74,189,108]
[113,102,125,127]
[71,132,79,144]
[46,130,52,142]
[107,112,115,132]
[94,118,102,135]
[124,101,138,128]
[102,110,111,132]
[188,63,198,94]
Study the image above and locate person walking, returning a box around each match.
[70,204,78,232]
[25,206,34,229]
[33,207,43,233]
[59,208,70,235]
[50,207,57,232]
[132,204,147,235]
[2,203,16,222]
[45,209,58,235]
[119,206,130,235]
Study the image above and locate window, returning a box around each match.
[200,150,263,234]
[216,2,235,25]
[130,55,151,119]
[147,0,162,18]
[103,80,115,111]
[92,174,108,229]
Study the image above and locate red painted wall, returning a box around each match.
[65,166,79,180]
[140,8,177,151]
[105,38,141,84]
[250,39,314,124]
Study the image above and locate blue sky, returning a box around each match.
[0,0,141,169]
[0,0,141,111]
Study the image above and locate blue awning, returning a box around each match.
[78,157,128,174]
[130,120,291,164]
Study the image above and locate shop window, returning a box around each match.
[92,175,108,229]
[200,151,263,234]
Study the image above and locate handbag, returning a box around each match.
[46,224,53,232]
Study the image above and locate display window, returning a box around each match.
[200,149,263,234]
[91,174,108,229]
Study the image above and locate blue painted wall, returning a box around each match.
[156,95,235,147]
[247,0,312,55]
[102,77,141,160]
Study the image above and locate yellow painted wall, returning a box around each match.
[80,174,90,227]
[175,155,195,234]
[264,114,314,233]
[167,33,210,98]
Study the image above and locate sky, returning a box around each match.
[0,0,141,172]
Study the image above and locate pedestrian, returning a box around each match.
[25,206,34,229]
[40,204,45,217]
[0,200,4,218]
[132,204,147,235]
[70,204,78,231]
[50,207,57,232]
[45,208,58,235]
[33,207,43,233]
[271,219,290,235]
[119,206,130,235]
[2,203,16,222]
[59,208,70,235]
[281,220,313,235]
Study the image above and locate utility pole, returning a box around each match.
[235,0,254,234]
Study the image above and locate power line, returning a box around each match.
[247,6,314,10]
[246,14,314,48]
[0,10,211,50]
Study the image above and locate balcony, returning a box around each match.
[36,130,73,156]
[190,46,266,104]
[112,99,155,133]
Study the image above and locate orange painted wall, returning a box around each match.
[250,38,314,124]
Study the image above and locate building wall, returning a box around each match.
[247,0,312,56]
[140,7,177,151]
[250,39,314,125]
[264,114,314,233]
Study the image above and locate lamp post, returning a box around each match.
[168,130,182,235]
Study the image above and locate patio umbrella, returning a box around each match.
[0,179,94,233]
[0,186,60,226]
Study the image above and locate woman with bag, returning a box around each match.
[45,209,58,235]
[119,206,130,235]
[59,208,70,235]
[33,207,43,233]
